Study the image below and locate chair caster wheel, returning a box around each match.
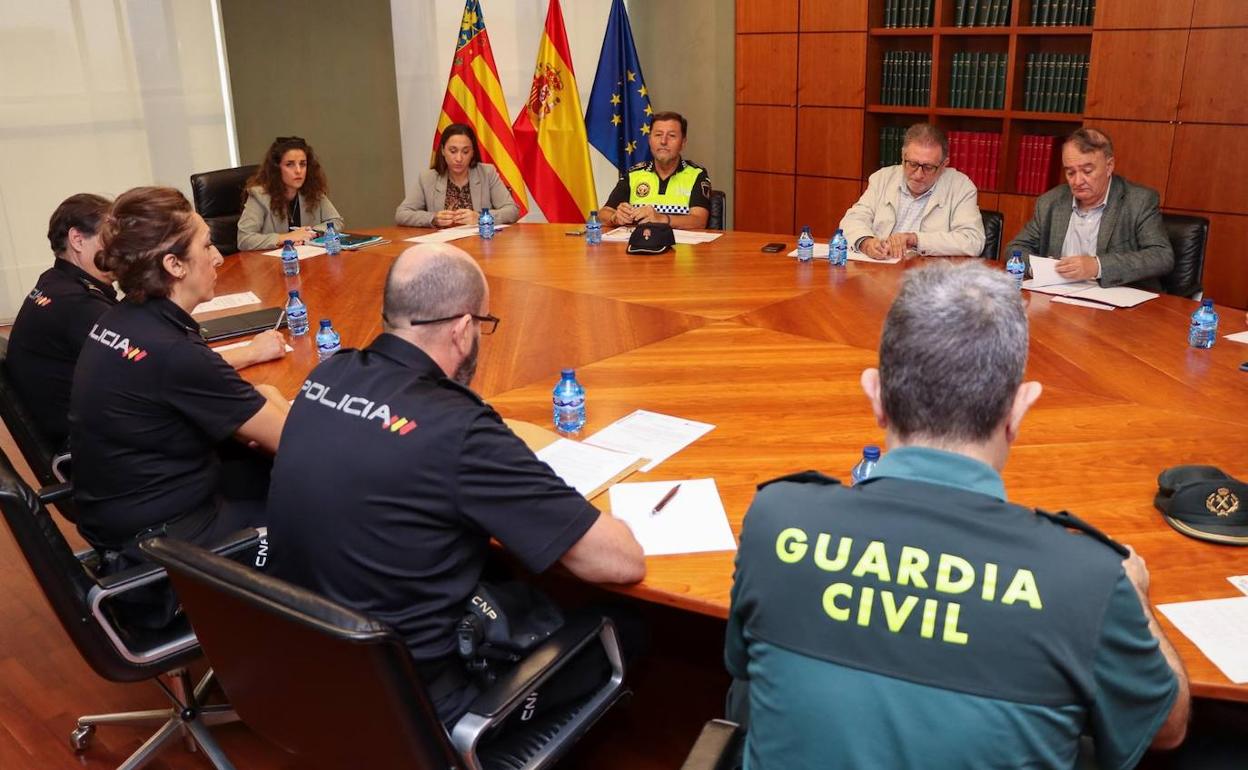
[70,724,95,752]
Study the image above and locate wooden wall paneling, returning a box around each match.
[737,0,799,33]
[998,193,1038,247]
[1167,123,1248,215]
[795,177,863,239]
[1081,120,1176,202]
[735,171,796,234]
[978,191,1001,214]
[1084,31,1187,121]
[800,0,869,31]
[797,107,864,178]
[1092,0,1195,29]
[1164,209,1248,309]
[736,106,798,173]
[1189,0,1248,27]
[736,34,798,105]
[1178,29,1248,124]
[798,33,868,107]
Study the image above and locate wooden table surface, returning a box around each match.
[214,224,1248,702]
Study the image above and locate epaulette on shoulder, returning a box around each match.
[1034,508,1129,557]
[682,159,705,170]
[628,161,650,172]
[758,470,842,491]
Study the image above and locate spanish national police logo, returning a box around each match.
[1206,487,1240,517]
[635,182,650,197]
[641,227,652,240]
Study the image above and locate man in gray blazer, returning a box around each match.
[1005,128,1173,291]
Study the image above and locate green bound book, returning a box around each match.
[1023,53,1037,111]
[955,0,968,26]
[1060,0,1074,25]
[995,54,1007,109]
[1077,56,1089,112]
[1030,0,1041,25]
[951,52,965,108]
[1040,53,1056,111]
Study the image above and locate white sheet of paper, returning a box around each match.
[1027,255,1083,287]
[786,244,901,264]
[584,409,715,472]
[262,244,325,259]
[608,478,737,556]
[193,291,262,316]
[1223,330,1248,345]
[1052,296,1116,310]
[601,227,722,244]
[1072,285,1158,308]
[1158,596,1248,683]
[1022,279,1098,296]
[1228,575,1248,596]
[211,340,293,354]
[534,438,641,499]
[402,224,509,244]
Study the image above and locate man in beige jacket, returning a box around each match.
[839,123,985,259]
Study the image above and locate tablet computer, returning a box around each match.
[199,307,285,342]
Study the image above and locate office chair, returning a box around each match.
[141,535,629,770]
[189,165,258,256]
[0,447,257,769]
[979,209,1004,261]
[0,336,75,520]
[1160,213,1209,299]
[707,190,727,230]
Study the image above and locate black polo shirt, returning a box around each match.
[5,260,118,448]
[70,298,267,551]
[266,333,599,662]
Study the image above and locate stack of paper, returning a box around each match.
[608,478,737,556]
[403,225,509,244]
[584,410,715,471]
[1158,596,1248,683]
[262,244,325,259]
[535,439,644,500]
[212,339,293,354]
[1023,256,1158,308]
[193,291,261,316]
[786,244,901,264]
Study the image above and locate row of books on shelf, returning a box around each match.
[1031,0,1095,26]
[948,131,1001,192]
[1022,53,1089,114]
[953,0,1012,27]
[1016,135,1062,195]
[880,51,933,107]
[949,52,1007,110]
[878,126,907,169]
[882,0,933,28]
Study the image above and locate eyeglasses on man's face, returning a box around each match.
[902,159,943,175]
[403,313,500,335]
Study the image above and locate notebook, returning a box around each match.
[198,307,285,342]
[310,232,386,250]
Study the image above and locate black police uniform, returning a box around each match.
[266,333,600,723]
[5,260,118,448]
[70,298,268,557]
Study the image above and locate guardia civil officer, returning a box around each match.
[600,111,712,230]
[5,194,116,449]
[70,187,289,620]
[726,261,1188,769]
[265,243,644,726]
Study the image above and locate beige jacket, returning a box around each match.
[394,164,520,228]
[237,187,344,251]
[839,165,985,256]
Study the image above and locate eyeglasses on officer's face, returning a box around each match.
[402,313,500,335]
[902,159,944,175]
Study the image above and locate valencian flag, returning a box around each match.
[511,0,597,223]
[434,0,528,216]
[585,0,653,174]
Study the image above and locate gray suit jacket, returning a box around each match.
[1004,176,1174,291]
[237,187,343,251]
[394,164,519,227]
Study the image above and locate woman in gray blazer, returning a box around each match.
[395,123,520,228]
[237,136,343,251]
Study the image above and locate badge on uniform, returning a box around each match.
[634,182,651,198]
[627,223,675,255]
[1154,465,1248,545]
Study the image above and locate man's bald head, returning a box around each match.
[383,244,486,334]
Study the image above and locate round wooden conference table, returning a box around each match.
[212,224,1248,702]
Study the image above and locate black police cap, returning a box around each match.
[1154,465,1248,546]
[626,223,675,255]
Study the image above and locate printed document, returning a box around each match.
[608,478,736,556]
[262,244,325,259]
[535,439,643,500]
[403,225,509,244]
[212,339,293,354]
[585,409,715,471]
[1225,331,1248,345]
[193,292,261,315]
[1157,596,1248,683]
[786,243,901,264]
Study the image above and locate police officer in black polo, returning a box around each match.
[600,111,712,230]
[70,187,289,624]
[6,194,116,449]
[726,261,1190,769]
[266,243,645,725]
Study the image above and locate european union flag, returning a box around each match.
[585,0,653,175]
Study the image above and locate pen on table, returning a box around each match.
[273,309,286,331]
[650,484,682,517]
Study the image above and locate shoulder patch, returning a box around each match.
[628,161,649,172]
[758,470,842,491]
[682,159,705,171]
[1034,508,1129,557]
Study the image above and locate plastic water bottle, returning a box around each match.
[323,222,342,256]
[315,319,341,361]
[830,228,848,266]
[280,239,299,277]
[585,210,602,246]
[478,207,495,241]
[851,445,881,485]
[552,369,587,434]
[797,226,814,262]
[1188,299,1218,349]
[285,290,309,337]
[1006,250,1026,289]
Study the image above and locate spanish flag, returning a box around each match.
[435,0,529,217]
[512,0,597,223]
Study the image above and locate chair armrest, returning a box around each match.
[36,481,74,504]
[466,612,606,720]
[680,720,742,770]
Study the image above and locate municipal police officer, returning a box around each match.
[265,243,645,726]
[6,194,117,449]
[726,261,1189,769]
[601,111,712,230]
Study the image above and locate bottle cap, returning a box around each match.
[1202,299,1214,307]
[319,318,331,327]
[560,368,575,378]
[288,290,299,298]
[863,445,881,461]
[835,228,843,235]
[283,239,294,248]
[589,210,598,216]
[1011,249,1022,258]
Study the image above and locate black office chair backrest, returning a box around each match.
[0,336,67,491]
[707,190,726,231]
[189,165,258,256]
[1160,213,1208,299]
[980,209,1004,261]
[141,537,462,770]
